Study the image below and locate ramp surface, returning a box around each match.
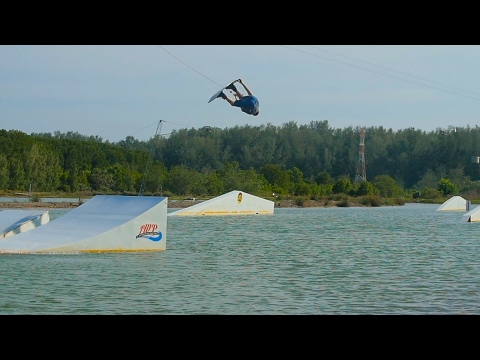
[462,206,480,222]
[168,190,274,216]
[0,195,167,254]
[0,210,50,238]
[436,196,467,211]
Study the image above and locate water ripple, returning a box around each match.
[1,204,480,314]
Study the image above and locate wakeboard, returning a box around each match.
[208,80,239,103]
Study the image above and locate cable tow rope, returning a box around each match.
[305,45,480,97]
[157,45,223,88]
[279,45,480,103]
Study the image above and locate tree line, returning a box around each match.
[2,120,480,200]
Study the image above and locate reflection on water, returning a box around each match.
[1,204,480,314]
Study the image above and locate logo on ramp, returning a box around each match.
[136,223,163,242]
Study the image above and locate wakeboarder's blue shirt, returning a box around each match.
[233,95,259,116]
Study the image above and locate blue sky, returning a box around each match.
[1,45,480,142]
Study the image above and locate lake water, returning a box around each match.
[1,203,479,314]
[0,197,87,203]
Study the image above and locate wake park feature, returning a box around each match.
[0,209,50,238]
[0,195,167,254]
[168,190,274,216]
[436,196,469,211]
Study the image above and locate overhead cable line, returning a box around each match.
[126,119,199,141]
[138,120,163,196]
[156,45,223,87]
[279,45,480,102]
[305,45,480,97]
[127,121,160,138]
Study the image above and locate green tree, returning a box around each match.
[332,176,353,194]
[315,172,335,186]
[437,178,458,196]
[217,161,244,192]
[236,167,269,195]
[88,168,115,192]
[259,164,291,195]
[77,169,92,191]
[0,154,8,189]
[356,181,375,196]
[165,165,198,196]
[421,187,442,199]
[414,169,440,191]
[289,167,309,195]
[293,181,311,196]
[8,157,26,191]
[372,175,404,197]
[205,172,224,196]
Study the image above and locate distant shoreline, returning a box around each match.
[0,198,390,209]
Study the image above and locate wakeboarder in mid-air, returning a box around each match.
[209,79,259,116]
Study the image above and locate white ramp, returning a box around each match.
[168,190,274,216]
[0,210,50,238]
[462,206,480,222]
[0,195,167,254]
[436,196,467,211]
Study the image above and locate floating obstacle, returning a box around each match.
[462,206,480,222]
[0,195,167,254]
[0,210,50,238]
[436,196,468,211]
[168,190,274,216]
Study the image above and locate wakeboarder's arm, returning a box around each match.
[238,79,253,96]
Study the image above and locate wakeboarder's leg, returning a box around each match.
[217,91,235,106]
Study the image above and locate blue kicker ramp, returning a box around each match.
[0,195,167,254]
